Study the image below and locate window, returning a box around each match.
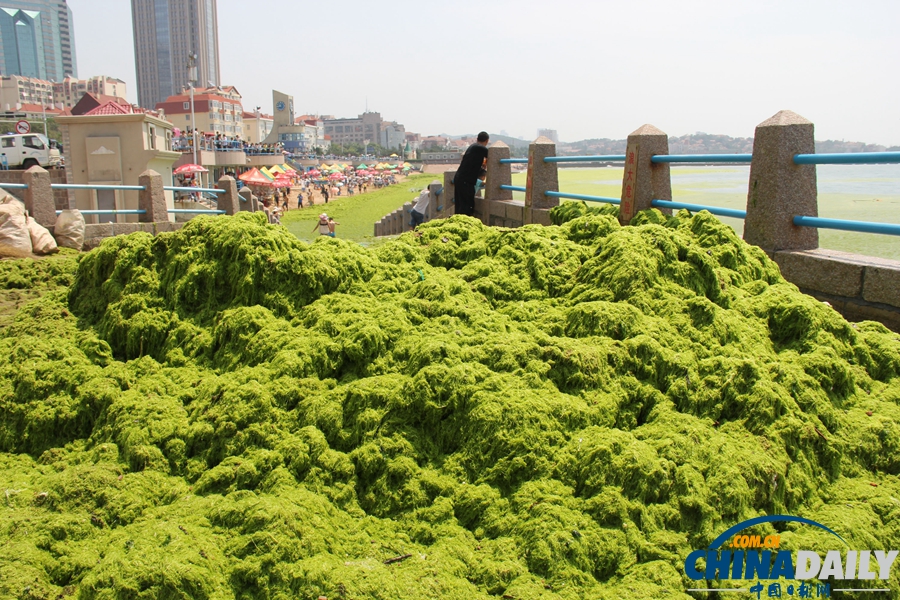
[148,126,156,150]
[185,115,190,120]
[1,137,15,148]
[23,136,44,149]
[223,103,232,111]
[209,113,217,120]
[224,113,232,122]
[183,102,189,109]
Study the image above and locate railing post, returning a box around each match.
[619,124,671,225]
[216,175,239,215]
[22,166,56,228]
[743,110,818,253]
[238,187,253,211]
[443,170,456,218]
[138,169,167,223]
[485,141,512,201]
[524,136,558,225]
[427,180,442,221]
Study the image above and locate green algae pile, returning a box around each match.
[1,207,900,599]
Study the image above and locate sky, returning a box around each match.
[69,0,900,145]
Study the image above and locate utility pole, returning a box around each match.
[188,52,198,165]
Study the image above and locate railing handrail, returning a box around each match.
[500,185,527,192]
[651,154,752,164]
[546,191,621,205]
[168,209,226,214]
[52,184,145,191]
[793,215,900,236]
[544,155,626,163]
[651,199,747,219]
[0,183,29,189]
[793,152,900,165]
[165,186,225,194]
[499,158,529,164]
[55,209,147,215]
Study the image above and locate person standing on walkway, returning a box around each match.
[453,131,489,217]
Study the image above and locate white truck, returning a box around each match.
[0,133,53,169]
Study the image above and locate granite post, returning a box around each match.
[22,165,56,228]
[427,180,442,221]
[485,141,512,202]
[743,110,818,253]
[238,187,253,211]
[216,175,239,215]
[524,136,559,225]
[619,124,671,225]
[443,170,456,217]
[138,169,168,223]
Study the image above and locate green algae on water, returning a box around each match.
[1,209,900,599]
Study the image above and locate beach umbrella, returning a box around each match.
[238,168,273,186]
[307,169,320,177]
[356,163,368,170]
[328,172,344,180]
[174,163,208,175]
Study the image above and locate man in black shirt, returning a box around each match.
[454,131,489,217]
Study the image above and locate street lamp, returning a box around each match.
[187,52,198,165]
[255,106,261,143]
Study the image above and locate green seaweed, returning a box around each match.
[1,208,899,599]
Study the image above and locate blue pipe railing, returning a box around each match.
[55,209,147,215]
[0,183,29,189]
[499,158,529,164]
[652,154,752,164]
[651,199,747,219]
[793,152,900,165]
[500,185,527,192]
[165,186,225,194]
[793,216,900,236]
[52,184,145,191]
[168,209,226,214]
[544,155,626,163]
[546,191,621,205]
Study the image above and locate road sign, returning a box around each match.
[15,120,30,134]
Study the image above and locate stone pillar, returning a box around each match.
[374,221,383,237]
[524,136,559,225]
[743,110,818,253]
[403,201,413,230]
[427,180,442,220]
[138,169,168,223]
[486,141,512,201]
[443,170,456,217]
[619,124,671,225]
[238,187,253,211]
[217,175,239,215]
[22,166,56,228]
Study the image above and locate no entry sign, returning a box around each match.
[15,120,30,134]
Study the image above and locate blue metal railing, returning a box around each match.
[169,209,226,214]
[55,209,147,215]
[545,155,626,163]
[793,216,900,236]
[165,186,225,194]
[793,152,900,165]
[500,185,527,192]
[0,183,29,189]
[547,191,620,205]
[499,158,529,164]
[652,154,752,164]
[652,199,747,219]
[52,184,145,191]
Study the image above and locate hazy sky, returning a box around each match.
[70,0,900,145]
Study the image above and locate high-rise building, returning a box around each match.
[131,0,220,110]
[537,128,559,144]
[0,0,77,81]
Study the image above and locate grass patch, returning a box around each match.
[281,173,440,244]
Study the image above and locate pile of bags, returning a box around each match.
[0,189,85,257]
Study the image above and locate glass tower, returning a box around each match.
[0,0,77,81]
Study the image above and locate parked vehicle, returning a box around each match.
[0,133,52,169]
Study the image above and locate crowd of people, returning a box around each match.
[172,130,285,155]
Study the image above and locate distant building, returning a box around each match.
[380,121,405,152]
[154,85,242,138]
[537,128,558,144]
[0,74,126,112]
[324,111,395,149]
[242,111,273,144]
[0,1,77,81]
[131,0,220,109]
[56,106,179,224]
